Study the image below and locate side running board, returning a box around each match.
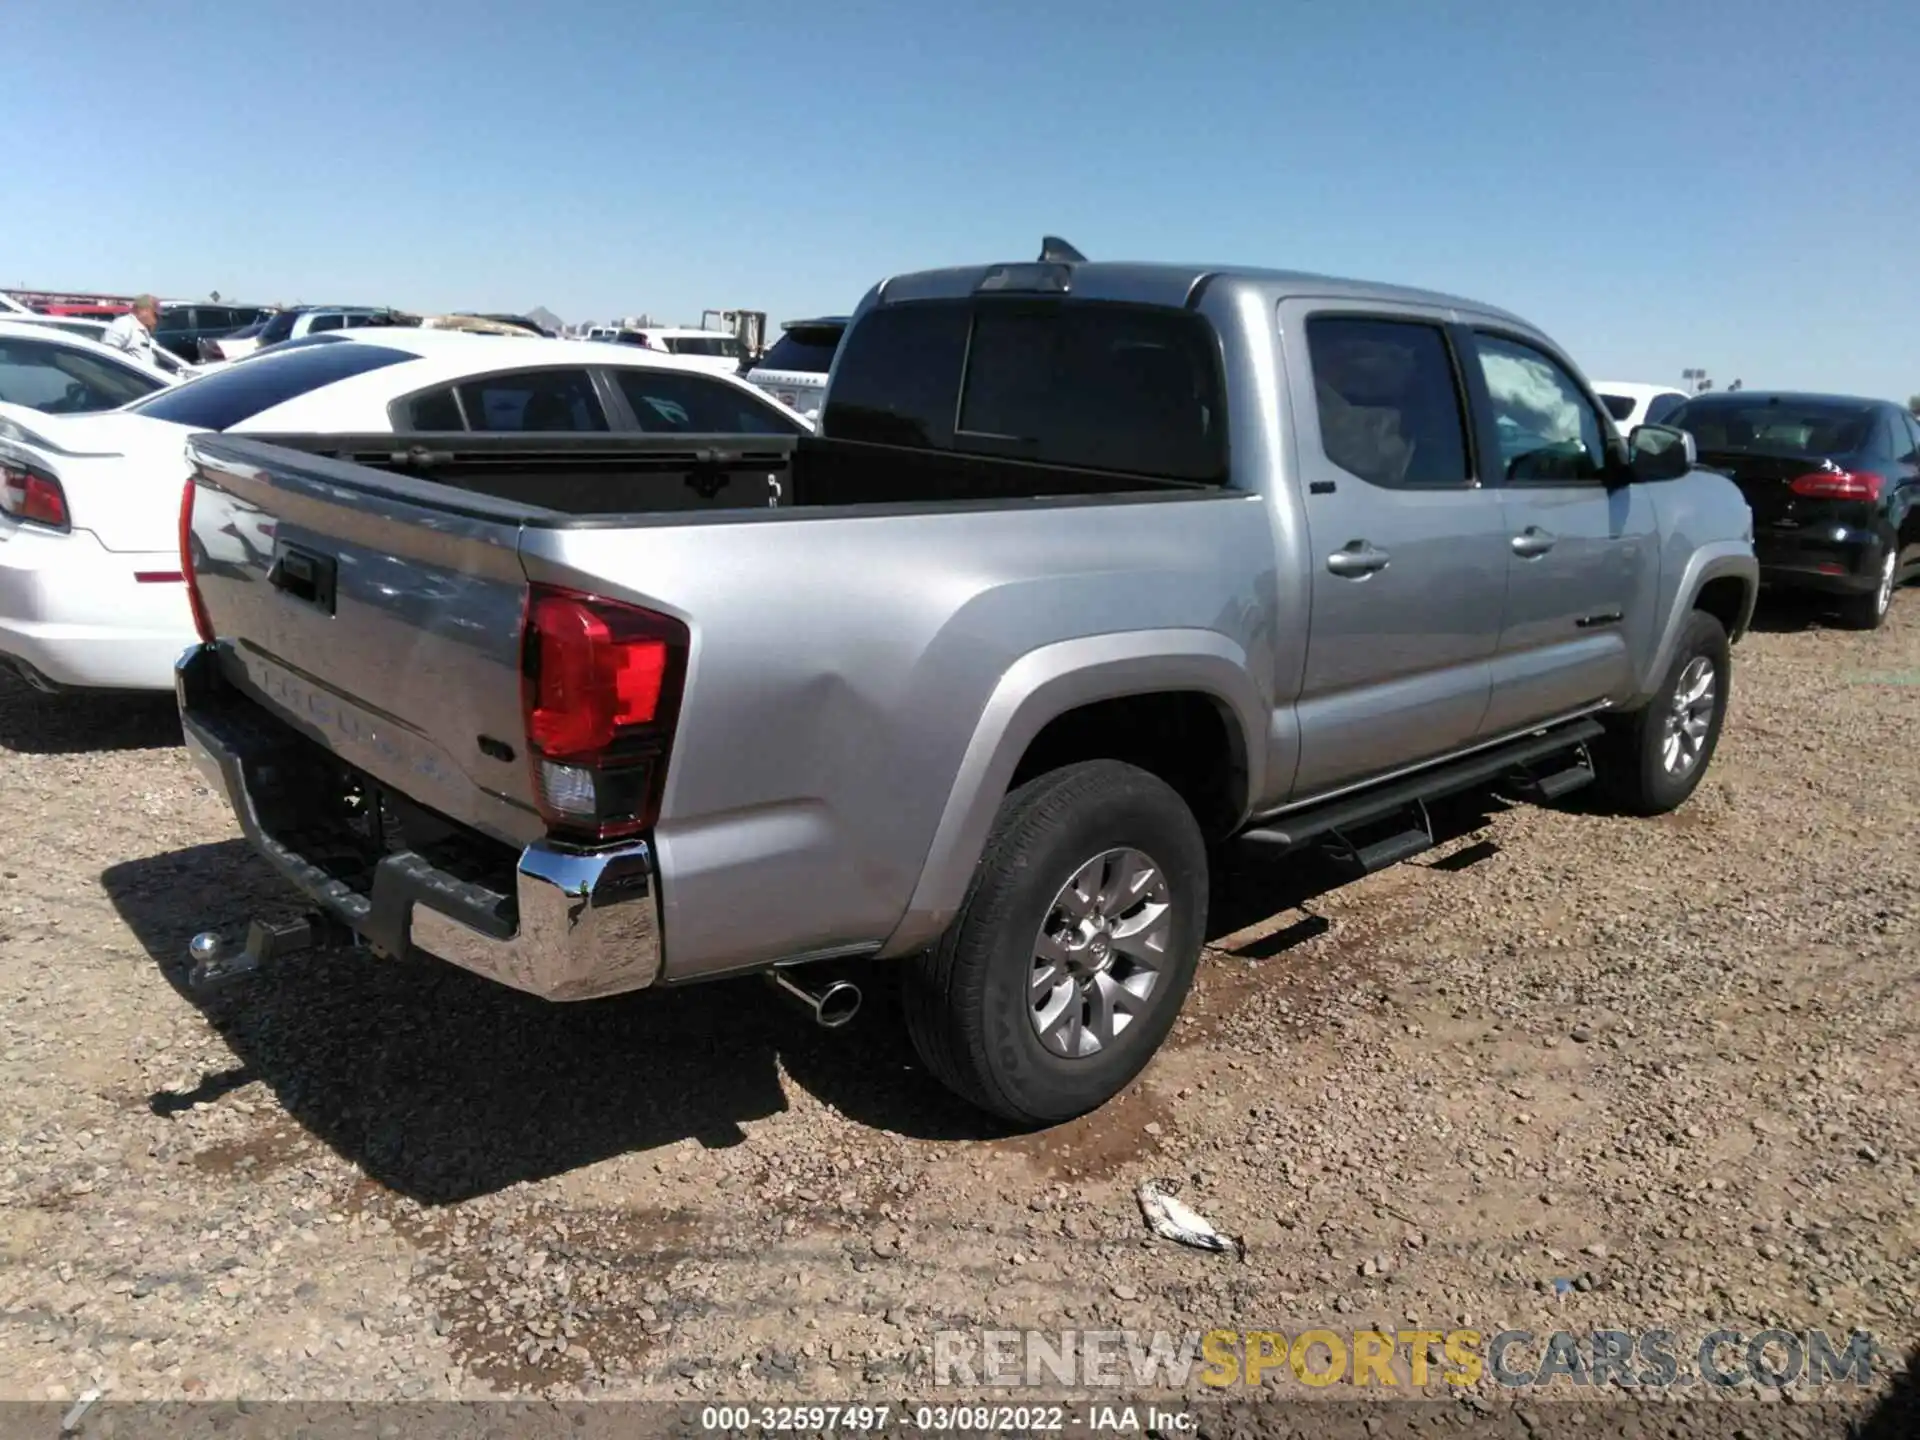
[1239,717,1607,858]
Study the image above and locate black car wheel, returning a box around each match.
[1598,609,1730,816]
[902,759,1207,1126]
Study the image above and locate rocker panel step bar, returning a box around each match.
[1240,718,1607,853]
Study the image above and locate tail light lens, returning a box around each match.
[522,585,689,841]
[0,459,70,531]
[1789,469,1883,502]
[178,477,215,643]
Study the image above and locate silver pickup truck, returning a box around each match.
[174,247,1758,1125]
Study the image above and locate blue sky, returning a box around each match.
[8,0,1917,397]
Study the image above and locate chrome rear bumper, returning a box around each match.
[176,644,663,1001]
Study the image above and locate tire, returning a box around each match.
[902,759,1208,1126]
[1836,548,1897,631]
[1597,609,1730,816]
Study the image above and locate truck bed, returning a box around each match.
[233,431,1221,521]
[182,429,1266,984]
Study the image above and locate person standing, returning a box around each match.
[101,294,160,366]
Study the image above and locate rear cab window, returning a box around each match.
[127,342,415,429]
[823,299,1227,484]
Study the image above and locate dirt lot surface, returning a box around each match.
[1,597,1917,1431]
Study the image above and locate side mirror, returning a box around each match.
[1627,423,1696,482]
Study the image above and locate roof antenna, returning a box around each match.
[1038,235,1087,263]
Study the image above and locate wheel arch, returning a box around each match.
[878,630,1265,958]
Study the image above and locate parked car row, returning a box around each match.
[0,328,810,692]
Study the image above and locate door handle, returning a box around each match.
[1511,526,1557,558]
[1326,541,1391,577]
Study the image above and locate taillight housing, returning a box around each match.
[178,477,215,643]
[521,584,689,842]
[1789,469,1883,502]
[1,458,70,531]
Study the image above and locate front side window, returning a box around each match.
[1306,316,1472,488]
[614,369,798,434]
[455,368,607,432]
[127,342,414,429]
[0,339,165,413]
[1470,332,1607,483]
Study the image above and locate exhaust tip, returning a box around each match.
[814,981,862,1029]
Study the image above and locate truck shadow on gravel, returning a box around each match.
[0,673,181,755]
[101,803,1506,1205]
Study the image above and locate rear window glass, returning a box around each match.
[825,300,1226,482]
[756,325,843,375]
[1666,399,1877,457]
[664,334,739,358]
[0,339,165,412]
[1598,393,1636,421]
[127,342,413,429]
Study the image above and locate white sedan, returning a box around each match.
[0,328,811,694]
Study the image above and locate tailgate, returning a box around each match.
[185,435,542,846]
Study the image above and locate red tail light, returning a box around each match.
[1789,469,1883,502]
[1,459,70,530]
[178,478,215,643]
[522,585,689,841]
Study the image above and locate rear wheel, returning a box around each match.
[902,760,1207,1125]
[1597,609,1729,816]
[1836,549,1898,631]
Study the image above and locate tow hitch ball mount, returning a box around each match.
[187,911,351,989]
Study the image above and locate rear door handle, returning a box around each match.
[1511,526,1557,558]
[1326,541,1391,577]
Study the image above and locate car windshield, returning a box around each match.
[1598,394,1636,421]
[665,334,739,358]
[125,341,414,429]
[1667,399,1876,457]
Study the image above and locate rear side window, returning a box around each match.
[127,342,413,429]
[613,369,799,434]
[401,385,465,430]
[455,368,607,432]
[308,313,345,333]
[757,324,842,375]
[825,300,1226,482]
[1598,393,1636,421]
[1306,317,1472,488]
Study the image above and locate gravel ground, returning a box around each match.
[1,594,1916,1430]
